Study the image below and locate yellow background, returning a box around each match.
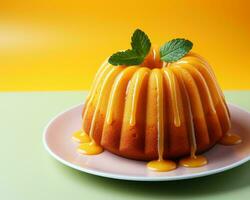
[1,0,250,91]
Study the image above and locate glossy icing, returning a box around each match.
[163,68,181,127]
[106,66,138,125]
[179,155,207,167]
[220,133,242,145]
[72,130,91,143]
[130,68,150,126]
[78,141,103,155]
[146,69,177,172]
[147,160,177,172]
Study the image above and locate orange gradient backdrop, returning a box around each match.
[0,0,250,91]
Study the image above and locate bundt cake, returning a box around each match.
[72,29,242,172]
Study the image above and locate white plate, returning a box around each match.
[43,104,250,181]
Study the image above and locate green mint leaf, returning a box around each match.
[108,29,151,66]
[160,38,193,62]
[108,49,144,66]
[131,29,151,57]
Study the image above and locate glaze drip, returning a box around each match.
[130,73,141,126]
[86,59,109,101]
[154,70,164,161]
[78,141,103,155]
[130,69,149,126]
[72,130,91,143]
[220,133,242,145]
[163,69,181,127]
[82,63,112,124]
[89,67,121,139]
[147,160,176,172]
[179,155,207,168]
[180,72,197,157]
[146,69,177,172]
[106,66,138,125]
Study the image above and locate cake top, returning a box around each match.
[108,29,193,68]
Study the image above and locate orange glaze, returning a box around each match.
[179,155,207,167]
[72,130,91,143]
[163,68,181,127]
[146,69,177,172]
[106,66,138,125]
[130,69,150,126]
[219,133,242,145]
[147,160,177,172]
[72,130,103,155]
[78,141,103,155]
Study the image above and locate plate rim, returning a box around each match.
[43,103,250,181]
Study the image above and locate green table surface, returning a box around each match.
[0,91,250,200]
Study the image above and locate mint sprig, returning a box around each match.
[160,39,193,63]
[108,29,151,66]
